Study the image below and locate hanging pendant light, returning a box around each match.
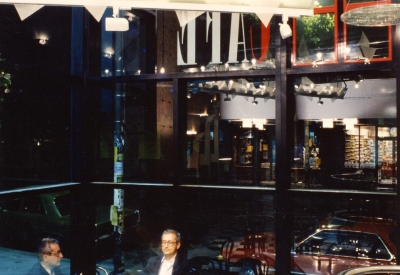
[341,3,400,26]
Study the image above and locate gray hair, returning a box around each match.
[37,238,60,259]
[161,229,181,243]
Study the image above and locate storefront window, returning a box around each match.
[177,13,276,73]
[185,78,276,186]
[343,0,392,63]
[93,185,276,275]
[292,77,397,192]
[292,195,397,274]
[0,5,73,274]
[293,0,337,65]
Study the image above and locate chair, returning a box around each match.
[220,238,234,262]
[183,256,221,275]
[234,258,265,275]
[219,239,234,274]
[96,266,109,275]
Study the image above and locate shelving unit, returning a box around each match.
[344,126,375,169]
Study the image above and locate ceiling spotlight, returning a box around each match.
[224,93,231,102]
[355,82,359,88]
[187,92,191,99]
[252,97,258,105]
[38,39,47,45]
[279,15,292,39]
[105,6,129,31]
[317,98,324,105]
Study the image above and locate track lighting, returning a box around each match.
[252,97,258,105]
[224,93,231,102]
[279,15,292,39]
[317,98,324,105]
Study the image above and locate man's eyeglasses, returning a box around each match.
[46,251,62,257]
[161,240,178,246]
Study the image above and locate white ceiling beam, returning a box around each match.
[0,0,314,17]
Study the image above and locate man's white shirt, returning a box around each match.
[158,255,176,275]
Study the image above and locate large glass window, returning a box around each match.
[293,0,337,65]
[292,195,397,274]
[292,76,397,192]
[343,0,392,63]
[185,78,276,186]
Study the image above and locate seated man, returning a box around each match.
[142,229,187,275]
[26,238,65,275]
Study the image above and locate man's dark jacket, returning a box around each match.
[25,262,64,275]
[142,253,187,275]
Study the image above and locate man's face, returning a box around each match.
[161,233,180,257]
[43,243,63,269]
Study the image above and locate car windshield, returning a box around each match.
[299,229,392,260]
[54,193,70,217]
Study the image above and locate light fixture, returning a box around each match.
[312,52,324,67]
[322,118,334,128]
[344,118,357,130]
[105,7,129,32]
[317,97,324,105]
[341,4,400,27]
[279,15,292,39]
[160,11,165,74]
[38,38,47,45]
[224,93,231,102]
[187,92,191,98]
[252,97,258,105]
[187,129,197,135]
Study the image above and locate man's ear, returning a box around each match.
[176,242,181,250]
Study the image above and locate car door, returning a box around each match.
[294,229,360,275]
[17,194,50,244]
[354,232,396,268]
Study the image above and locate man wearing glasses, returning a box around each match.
[26,238,64,275]
[142,229,186,275]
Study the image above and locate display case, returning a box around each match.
[377,127,397,180]
[344,126,376,169]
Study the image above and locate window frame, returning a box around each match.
[292,0,339,67]
[343,0,393,63]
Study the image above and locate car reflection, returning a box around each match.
[0,190,140,256]
[219,215,397,275]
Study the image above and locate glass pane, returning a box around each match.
[0,5,72,274]
[186,78,276,186]
[101,9,153,76]
[172,12,276,74]
[295,13,335,64]
[315,0,335,7]
[293,77,396,192]
[293,196,397,274]
[346,26,390,61]
[93,81,173,182]
[95,186,275,275]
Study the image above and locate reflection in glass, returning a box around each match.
[295,13,335,63]
[185,80,276,186]
[345,25,390,61]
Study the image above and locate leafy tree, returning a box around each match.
[296,13,335,50]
